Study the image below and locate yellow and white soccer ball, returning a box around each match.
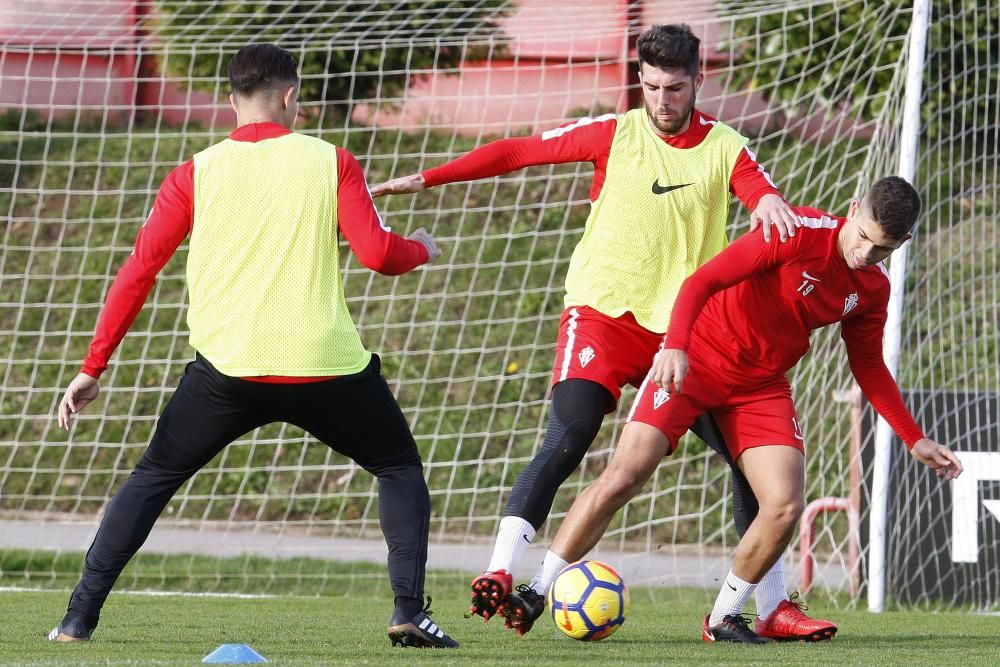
[547,559,629,641]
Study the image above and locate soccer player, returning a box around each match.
[371,23,812,636]
[48,44,459,649]
[537,176,964,643]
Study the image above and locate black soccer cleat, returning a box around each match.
[48,611,98,642]
[387,597,460,648]
[702,614,773,644]
[502,584,546,637]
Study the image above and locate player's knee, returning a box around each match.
[562,414,604,449]
[551,379,610,444]
[593,467,645,510]
[540,414,605,482]
[760,496,805,528]
[365,451,423,479]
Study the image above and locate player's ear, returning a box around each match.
[694,71,705,92]
[848,198,861,218]
[282,85,297,111]
[229,93,238,114]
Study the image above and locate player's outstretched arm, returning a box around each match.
[370,173,425,198]
[750,193,801,243]
[57,373,100,430]
[372,120,612,199]
[910,438,963,480]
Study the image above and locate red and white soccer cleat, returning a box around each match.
[469,569,512,621]
[755,596,838,642]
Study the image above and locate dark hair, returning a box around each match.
[636,24,700,77]
[866,176,922,238]
[228,43,299,96]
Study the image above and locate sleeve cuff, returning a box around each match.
[80,365,104,379]
[662,335,688,352]
[419,168,442,188]
[415,241,430,264]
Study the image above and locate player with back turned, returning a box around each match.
[48,43,458,649]
[372,23,828,638]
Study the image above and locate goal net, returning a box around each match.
[1,0,996,608]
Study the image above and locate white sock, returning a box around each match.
[754,557,789,619]
[528,550,569,595]
[485,516,536,575]
[709,570,757,627]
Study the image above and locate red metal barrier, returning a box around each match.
[800,386,863,596]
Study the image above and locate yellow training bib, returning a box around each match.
[187,133,371,376]
[564,108,748,332]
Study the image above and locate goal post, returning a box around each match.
[868,0,930,614]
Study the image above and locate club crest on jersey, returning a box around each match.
[578,346,596,368]
[843,292,859,316]
[652,387,670,410]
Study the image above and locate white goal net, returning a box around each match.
[1,0,996,607]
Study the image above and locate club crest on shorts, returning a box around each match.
[843,292,859,316]
[652,387,670,410]
[578,346,596,368]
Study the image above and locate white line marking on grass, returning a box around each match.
[0,586,292,600]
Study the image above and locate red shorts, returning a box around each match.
[626,361,805,461]
[550,306,663,404]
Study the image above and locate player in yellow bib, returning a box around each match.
[49,44,458,648]
[373,24,822,638]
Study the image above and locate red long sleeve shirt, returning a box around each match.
[82,122,428,380]
[422,109,780,210]
[665,206,925,448]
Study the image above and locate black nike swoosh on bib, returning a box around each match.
[651,180,694,195]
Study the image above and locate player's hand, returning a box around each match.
[750,193,800,243]
[909,438,963,480]
[57,373,100,430]
[408,227,441,262]
[649,348,689,394]
[369,173,425,198]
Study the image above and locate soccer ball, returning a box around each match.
[547,559,629,641]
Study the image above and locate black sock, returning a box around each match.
[393,595,424,617]
[63,609,99,629]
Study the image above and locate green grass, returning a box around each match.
[1,587,997,666]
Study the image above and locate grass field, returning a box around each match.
[1,585,997,666]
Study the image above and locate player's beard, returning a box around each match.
[645,92,696,136]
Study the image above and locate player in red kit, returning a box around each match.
[537,176,963,643]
